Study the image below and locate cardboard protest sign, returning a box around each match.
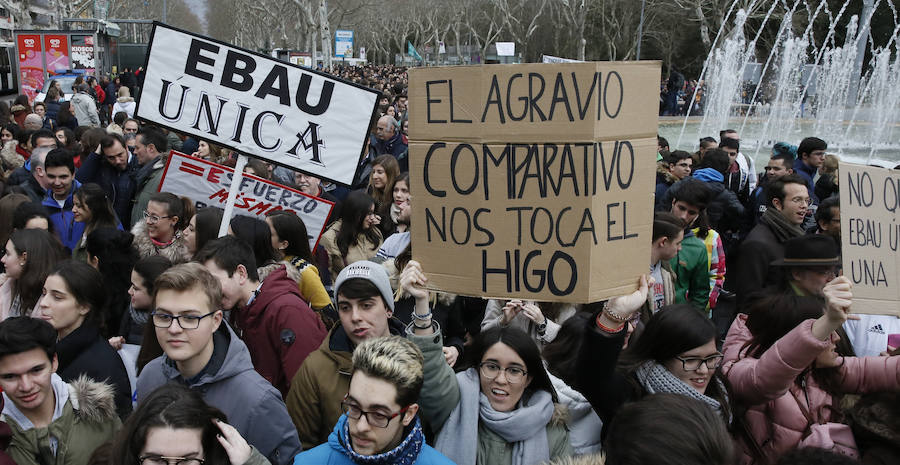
[159,151,334,250]
[136,23,379,187]
[409,63,659,303]
[840,162,900,316]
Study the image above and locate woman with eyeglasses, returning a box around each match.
[110,383,269,465]
[319,191,383,278]
[722,279,900,464]
[35,260,132,418]
[132,192,193,263]
[572,284,733,436]
[400,261,574,465]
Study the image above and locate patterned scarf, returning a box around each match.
[634,361,731,424]
[339,414,425,465]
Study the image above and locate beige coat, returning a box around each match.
[318,219,382,278]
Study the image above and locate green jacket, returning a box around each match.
[130,157,166,228]
[409,327,572,465]
[285,325,353,451]
[670,232,710,311]
[2,375,121,465]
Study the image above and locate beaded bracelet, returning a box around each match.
[412,311,433,321]
[602,301,630,323]
[596,318,625,333]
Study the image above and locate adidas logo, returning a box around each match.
[867,324,885,334]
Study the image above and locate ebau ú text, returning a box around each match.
[155,40,331,163]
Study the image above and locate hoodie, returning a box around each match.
[137,323,301,465]
[235,265,327,397]
[2,374,121,465]
[42,179,85,252]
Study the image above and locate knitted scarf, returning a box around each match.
[338,414,424,465]
[634,361,731,424]
[435,368,553,465]
[760,207,804,243]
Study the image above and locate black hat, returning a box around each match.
[771,235,841,267]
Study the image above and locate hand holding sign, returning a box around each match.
[400,260,429,302]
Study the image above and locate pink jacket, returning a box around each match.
[722,315,900,464]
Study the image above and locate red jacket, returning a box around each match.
[722,315,900,464]
[233,265,327,397]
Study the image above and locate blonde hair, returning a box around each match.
[117,86,130,98]
[352,336,424,406]
[153,262,222,314]
[822,154,839,175]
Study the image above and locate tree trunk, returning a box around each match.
[319,0,332,68]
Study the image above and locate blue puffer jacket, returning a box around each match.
[42,180,85,252]
[293,414,455,465]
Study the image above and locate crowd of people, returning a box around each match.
[0,62,895,465]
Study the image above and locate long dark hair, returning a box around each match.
[543,312,592,386]
[132,255,173,308]
[265,210,312,262]
[57,102,76,127]
[620,305,731,419]
[744,293,844,394]
[336,190,380,257]
[47,260,105,330]
[192,207,224,259]
[467,325,558,403]
[109,383,231,465]
[85,228,139,336]
[9,229,66,312]
[75,183,118,233]
[230,215,279,265]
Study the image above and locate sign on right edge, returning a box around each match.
[840,162,900,316]
[409,62,659,303]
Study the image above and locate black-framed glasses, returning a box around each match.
[143,211,173,224]
[675,353,724,372]
[150,311,217,330]
[479,361,528,384]
[341,395,409,428]
[139,456,204,465]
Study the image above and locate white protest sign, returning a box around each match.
[136,23,378,186]
[159,151,335,249]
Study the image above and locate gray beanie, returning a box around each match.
[333,260,395,311]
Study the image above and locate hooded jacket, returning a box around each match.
[2,374,121,465]
[293,414,455,465]
[722,315,900,464]
[131,220,190,263]
[42,180,85,252]
[112,96,135,118]
[286,318,406,450]
[136,323,302,465]
[70,92,99,127]
[693,168,746,233]
[546,369,603,455]
[235,265,327,397]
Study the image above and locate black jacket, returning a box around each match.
[75,151,139,225]
[731,221,786,311]
[56,322,132,419]
[704,181,745,234]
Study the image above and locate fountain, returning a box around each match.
[666,0,900,169]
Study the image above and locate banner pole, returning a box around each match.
[218,154,249,237]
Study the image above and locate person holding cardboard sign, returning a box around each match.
[573,297,733,440]
[402,260,575,465]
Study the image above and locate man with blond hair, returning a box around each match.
[136,263,300,465]
[293,336,454,463]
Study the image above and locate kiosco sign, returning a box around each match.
[136,23,379,186]
[409,63,659,302]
